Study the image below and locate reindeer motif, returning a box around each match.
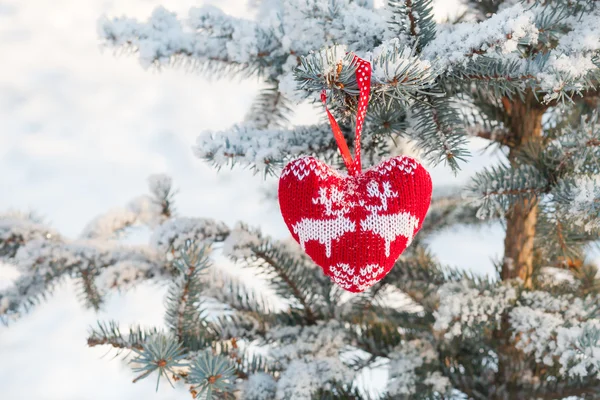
[292,187,356,257]
[359,180,420,256]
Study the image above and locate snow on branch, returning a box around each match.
[223,224,332,323]
[538,8,600,102]
[0,175,233,323]
[387,0,437,51]
[193,124,337,176]
[553,176,600,233]
[434,281,518,339]
[244,83,292,129]
[510,291,600,378]
[409,97,470,172]
[98,6,262,72]
[422,4,539,69]
[150,217,229,256]
[422,2,600,102]
[293,42,440,105]
[81,173,174,240]
[0,239,166,322]
[267,321,354,399]
[371,39,440,102]
[468,164,549,219]
[387,339,449,397]
[545,112,600,175]
[164,243,213,344]
[99,1,386,79]
[0,212,59,259]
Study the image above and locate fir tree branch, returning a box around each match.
[447,57,534,99]
[244,82,292,129]
[0,212,59,259]
[164,243,214,346]
[410,97,470,172]
[468,164,550,219]
[80,174,175,241]
[202,268,274,318]
[535,207,600,261]
[418,186,485,237]
[467,126,512,146]
[150,217,230,255]
[387,0,437,50]
[87,320,155,351]
[223,224,331,325]
[77,267,104,310]
[193,124,338,176]
[0,240,168,322]
[98,7,268,75]
[252,249,318,325]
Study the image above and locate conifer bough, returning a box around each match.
[2,0,600,398]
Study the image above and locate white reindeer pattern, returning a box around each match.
[359,181,420,256]
[292,187,356,257]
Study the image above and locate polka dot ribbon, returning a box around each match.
[321,55,371,176]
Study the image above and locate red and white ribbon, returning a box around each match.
[321,55,371,176]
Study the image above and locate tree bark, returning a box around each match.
[491,92,548,399]
[501,92,546,287]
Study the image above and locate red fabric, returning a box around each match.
[320,56,371,176]
[279,156,432,292]
[279,55,432,292]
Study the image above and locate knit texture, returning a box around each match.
[279,155,432,292]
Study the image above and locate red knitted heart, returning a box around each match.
[278,155,432,292]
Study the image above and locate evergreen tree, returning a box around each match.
[2,0,600,398]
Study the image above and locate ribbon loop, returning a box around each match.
[321,55,372,176]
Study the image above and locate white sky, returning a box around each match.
[0,0,503,399]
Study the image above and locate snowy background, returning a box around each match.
[0,0,503,398]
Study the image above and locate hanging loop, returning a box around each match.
[321,55,372,176]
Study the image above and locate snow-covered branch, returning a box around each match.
[193,124,338,175]
[510,290,600,378]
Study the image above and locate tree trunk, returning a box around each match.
[491,93,547,400]
[501,93,546,288]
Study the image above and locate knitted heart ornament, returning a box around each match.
[278,56,432,293]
